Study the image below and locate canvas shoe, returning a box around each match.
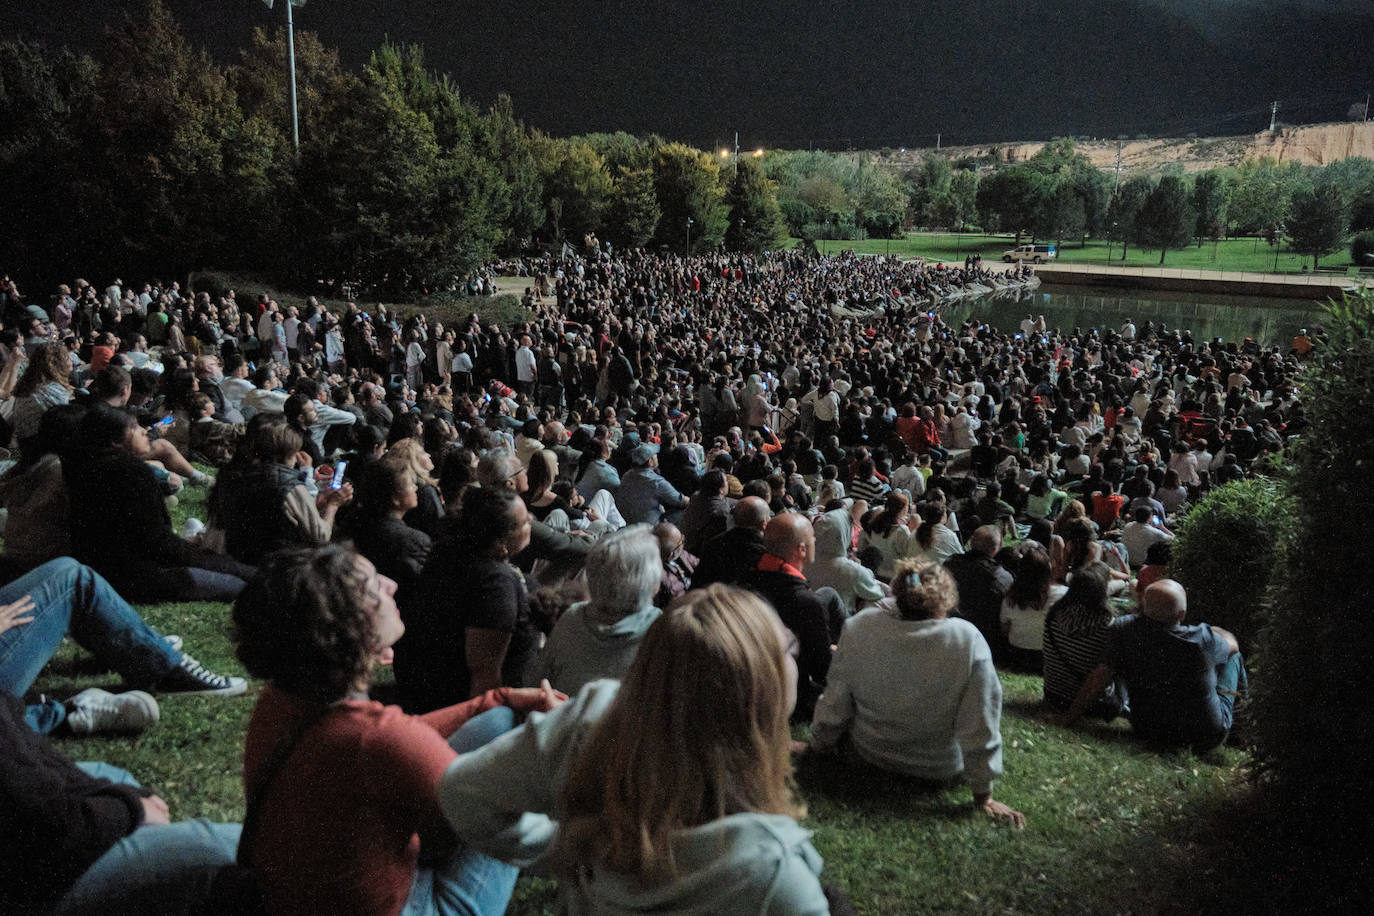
[163,634,184,653]
[156,654,248,697]
[66,688,160,735]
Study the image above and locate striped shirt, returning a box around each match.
[1042,599,1116,708]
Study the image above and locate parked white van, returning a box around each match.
[1002,244,1056,263]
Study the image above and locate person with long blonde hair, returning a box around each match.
[438,585,831,913]
[385,437,443,536]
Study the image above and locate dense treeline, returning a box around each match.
[4,1,1373,290]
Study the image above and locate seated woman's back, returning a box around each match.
[440,586,832,915]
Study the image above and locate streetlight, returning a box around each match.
[1107,221,1118,264]
[1273,224,1285,273]
[686,217,694,256]
[738,217,746,251]
[262,0,306,153]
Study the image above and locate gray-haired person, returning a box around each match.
[534,525,663,695]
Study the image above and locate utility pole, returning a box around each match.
[734,131,739,180]
[1270,100,1279,133]
[1366,93,1370,122]
[936,133,941,151]
[1114,139,1123,192]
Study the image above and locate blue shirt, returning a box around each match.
[1107,615,1233,749]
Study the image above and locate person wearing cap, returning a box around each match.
[1052,579,1245,752]
[613,443,686,527]
[806,558,1024,827]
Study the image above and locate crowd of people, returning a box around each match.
[0,248,1303,914]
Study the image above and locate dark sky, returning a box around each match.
[4,0,1372,150]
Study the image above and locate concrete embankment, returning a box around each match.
[1033,262,1367,302]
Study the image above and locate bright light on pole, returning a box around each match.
[686,217,694,256]
[262,0,307,153]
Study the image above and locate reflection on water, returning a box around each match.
[946,284,1328,348]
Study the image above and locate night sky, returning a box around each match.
[4,0,1371,151]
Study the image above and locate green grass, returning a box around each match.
[30,481,1266,912]
[802,232,1354,275]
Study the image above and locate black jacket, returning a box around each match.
[0,693,149,909]
[692,526,766,589]
[740,564,832,721]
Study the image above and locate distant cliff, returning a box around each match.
[872,121,1374,175]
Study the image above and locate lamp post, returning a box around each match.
[738,217,746,253]
[1273,223,1285,273]
[1107,222,1118,264]
[686,217,693,257]
[262,0,306,154]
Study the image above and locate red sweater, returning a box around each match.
[243,685,513,916]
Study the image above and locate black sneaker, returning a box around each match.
[156,654,248,696]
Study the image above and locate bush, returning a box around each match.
[1249,289,1374,898]
[1167,477,1291,652]
[1350,230,1374,269]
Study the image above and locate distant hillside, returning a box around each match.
[864,121,1374,176]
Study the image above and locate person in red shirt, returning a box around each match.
[234,545,564,916]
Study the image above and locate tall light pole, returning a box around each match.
[263,0,306,153]
[1273,223,1285,273]
[686,217,693,257]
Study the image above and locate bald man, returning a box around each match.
[691,496,769,590]
[1054,579,1245,751]
[742,511,832,722]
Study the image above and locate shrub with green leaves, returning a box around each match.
[1351,230,1374,270]
[1167,476,1292,652]
[1250,288,1374,902]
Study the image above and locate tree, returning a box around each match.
[1229,157,1300,235]
[905,156,951,226]
[1107,175,1153,260]
[1133,175,1194,264]
[605,165,660,250]
[297,43,506,290]
[651,142,728,252]
[1191,170,1230,245]
[483,95,544,248]
[976,166,1046,244]
[536,137,613,242]
[941,170,980,231]
[1251,289,1374,895]
[724,157,787,253]
[849,158,907,238]
[1287,183,1348,270]
[0,39,100,281]
[95,0,247,276]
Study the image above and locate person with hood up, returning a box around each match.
[805,502,887,639]
[439,585,835,915]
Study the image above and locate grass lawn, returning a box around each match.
[803,232,1355,275]
[30,482,1266,913]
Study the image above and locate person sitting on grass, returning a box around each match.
[805,558,1025,828]
[535,525,662,697]
[63,404,256,603]
[1051,579,1246,752]
[233,544,565,916]
[0,557,246,737]
[439,585,838,913]
[0,690,243,915]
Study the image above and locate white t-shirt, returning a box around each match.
[1000,585,1067,651]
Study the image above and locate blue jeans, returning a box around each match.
[0,558,180,730]
[52,763,242,915]
[401,707,518,916]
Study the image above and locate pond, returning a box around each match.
[943,283,1329,348]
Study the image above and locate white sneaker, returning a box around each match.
[66,688,160,735]
[163,634,184,653]
[180,517,205,539]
